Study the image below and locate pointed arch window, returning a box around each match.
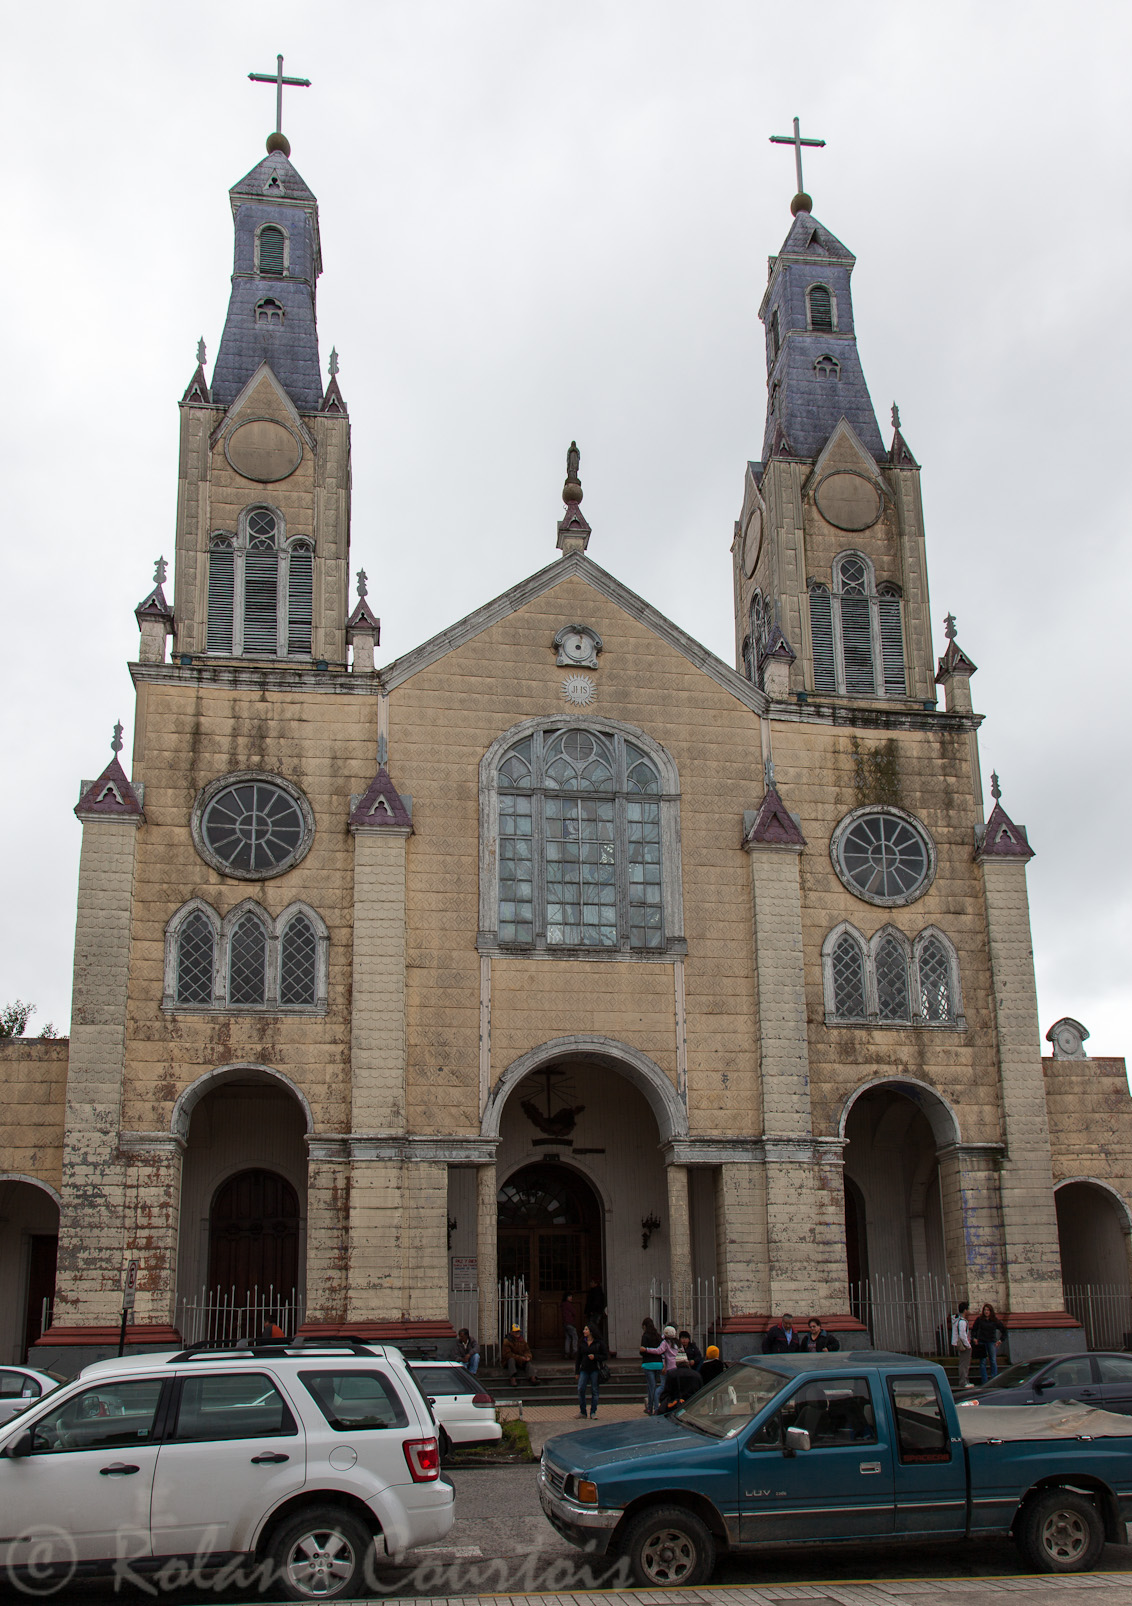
[486,722,682,956]
[807,556,906,697]
[823,922,963,1028]
[257,225,285,277]
[163,900,328,1012]
[206,510,315,659]
[808,283,835,332]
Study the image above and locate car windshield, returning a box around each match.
[672,1364,784,1439]
[977,1360,1052,1390]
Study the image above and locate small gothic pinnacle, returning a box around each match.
[356,568,368,600]
[154,556,168,587]
[329,347,339,378]
[196,338,207,367]
[563,440,583,506]
[944,613,957,641]
[112,721,124,755]
[990,771,1001,802]
[891,402,901,431]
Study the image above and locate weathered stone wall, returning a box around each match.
[0,1039,68,1187]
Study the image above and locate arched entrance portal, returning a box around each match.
[0,1179,59,1364]
[208,1169,301,1309]
[1056,1181,1132,1348]
[497,1163,602,1349]
[843,1083,951,1352]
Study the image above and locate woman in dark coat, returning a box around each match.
[576,1323,607,1419]
[972,1303,1006,1383]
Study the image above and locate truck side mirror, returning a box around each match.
[784,1426,811,1456]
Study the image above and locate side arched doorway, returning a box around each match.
[1056,1181,1132,1348]
[497,1163,602,1349]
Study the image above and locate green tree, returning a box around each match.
[0,1001,57,1038]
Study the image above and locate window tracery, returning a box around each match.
[808,553,906,697]
[822,922,963,1027]
[164,900,328,1011]
[206,509,315,659]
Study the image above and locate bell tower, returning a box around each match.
[733,177,935,706]
[170,135,351,667]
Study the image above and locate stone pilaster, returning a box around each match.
[476,1161,498,1357]
[714,1161,768,1318]
[666,1163,693,1295]
[936,1142,1007,1309]
[117,1135,184,1327]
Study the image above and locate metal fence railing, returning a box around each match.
[497,1276,528,1343]
[178,1286,304,1347]
[851,1272,956,1355]
[646,1277,721,1345]
[1064,1283,1132,1351]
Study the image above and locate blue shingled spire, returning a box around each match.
[211,150,323,411]
[758,211,883,463]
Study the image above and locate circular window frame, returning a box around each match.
[191,771,315,881]
[830,805,936,908]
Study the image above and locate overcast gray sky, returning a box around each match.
[3,0,1129,1061]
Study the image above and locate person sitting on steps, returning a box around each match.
[501,1325,540,1387]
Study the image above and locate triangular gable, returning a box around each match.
[977,802,1033,861]
[75,756,144,820]
[743,786,806,849]
[320,375,347,416]
[230,153,317,207]
[348,766,413,833]
[210,362,317,453]
[378,552,767,715]
[804,418,893,501]
[346,595,380,632]
[135,583,173,623]
[768,420,795,459]
[778,211,855,265]
[181,363,211,405]
[762,623,796,664]
[935,640,978,682]
[889,427,919,469]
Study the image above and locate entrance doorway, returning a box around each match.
[497,1163,602,1350]
[208,1168,300,1310]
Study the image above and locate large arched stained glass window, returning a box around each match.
[496,727,666,951]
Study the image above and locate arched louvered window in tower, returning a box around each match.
[228,912,268,1006]
[838,556,875,694]
[809,583,836,693]
[243,509,280,656]
[280,913,318,1006]
[831,932,867,1019]
[877,584,906,695]
[917,935,954,1024]
[874,933,911,1022]
[287,543,313,656]
[176,911,215,1005]
[207,537,235,654]
[494,726,672,952]
[258,225,285,276]
[809,284,834,332]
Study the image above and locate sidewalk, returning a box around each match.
[395,1577,1132,1605]
[498,1399,645,1456]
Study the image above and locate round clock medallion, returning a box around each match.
[562,632,590,663]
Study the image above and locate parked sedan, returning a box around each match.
[0,1366,66,1426]
[409,1362,502,1455]
[964,1351,1132,1413]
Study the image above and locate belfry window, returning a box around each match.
[207,509,314,659]
[770,308,781,361]
[823,923,963,1027]
[808,284,835,332]
[808,554,906,697]
[255,298,284,326]
[487,723,683,955]
[814,353,840,379]
[165,900,328,1011]
[258,225,285,276]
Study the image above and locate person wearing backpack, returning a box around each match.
[950,1301,973,1390]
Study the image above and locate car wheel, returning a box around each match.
[619,1504,715,1588]
[438,1428,453,1460]
[1016,1489,1105,1573]
[268,1505,373,1600]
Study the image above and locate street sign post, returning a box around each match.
[118,1259,138,1357]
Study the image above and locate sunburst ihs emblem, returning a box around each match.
[561,673,596,707]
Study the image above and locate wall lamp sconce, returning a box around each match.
[641,1212,661,1250]
[447,1216,458,1251]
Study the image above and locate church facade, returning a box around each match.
[4,137,1132,1370]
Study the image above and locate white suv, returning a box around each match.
[0,1339,454,1600]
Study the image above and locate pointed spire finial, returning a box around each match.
[944,612,957,641]
[328,347,339,378]
[891,402,901,431]
[154,556,168,587]
[197,337,207,367]
[990,771,1001,801]
[111,721,124,755]
[563,440,582,506]
[356,568,368,600]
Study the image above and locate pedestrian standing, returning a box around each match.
[950,1301,973,1390]
[583,1277,607,1339]
[972,1303,1006,1384]
[798,1317,840,1353]
[560,1293,578,1359]
[576,1323,606,1419]
[640,1317,665,1415]
[642,1323,683,1372]
[762,1313,802,1354]
[699,1345,727,1385]
[453,1328,480,1375]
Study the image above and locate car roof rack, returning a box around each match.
[165,1337,382,1363]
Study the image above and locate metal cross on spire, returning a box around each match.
[248,53,311,141]
[769,117,826,212]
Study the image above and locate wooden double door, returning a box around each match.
[497,1163,602,1349]
[208,1168,300,1305]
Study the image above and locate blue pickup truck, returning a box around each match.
[539,1351,1132,1586]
